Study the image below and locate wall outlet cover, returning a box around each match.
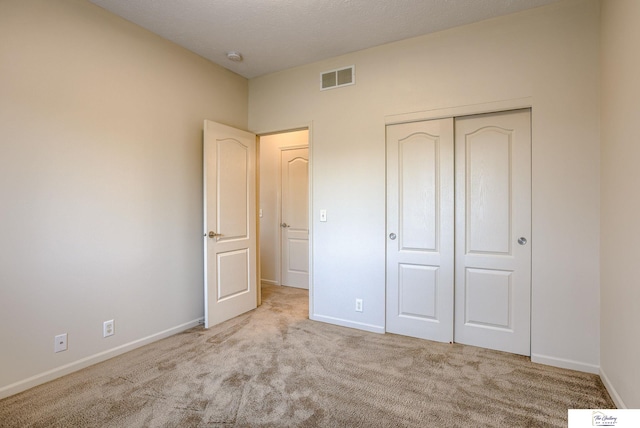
[54,333,67,353]
[103,320,115,337]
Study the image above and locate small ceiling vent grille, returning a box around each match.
[320,66,355,91]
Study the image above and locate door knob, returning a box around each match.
[280,223,290,228]
[208,231,221,238]
[517,237,527,245]
[389,233,397,240]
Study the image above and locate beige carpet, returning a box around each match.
[0,285,614,427]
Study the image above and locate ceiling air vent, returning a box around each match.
[320,66,355,91]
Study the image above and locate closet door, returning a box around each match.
[386,119,455,343]
[280,147,309,289]
[454,110,531,356]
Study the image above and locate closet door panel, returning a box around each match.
[386,119,454,343]
[454,109,531,356]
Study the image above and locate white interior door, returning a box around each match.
[454,109,531,356]
[280,147,309,289]
[386,118,455,343]
[203,120,257,328]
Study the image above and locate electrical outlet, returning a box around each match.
[103,320,115,338]
[355,298,363,312]
[54,333,67,353]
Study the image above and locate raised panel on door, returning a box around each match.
[217,249,250,300]
[399,264,438,319]
[386,118,454,343]
[204,120,257,328]
[217,140,249,241]
[466,128,511,255]
[454,110,531,356]
[281,148,309,289]
[464,268,512,329]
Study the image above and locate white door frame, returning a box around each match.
[256,124,313,316]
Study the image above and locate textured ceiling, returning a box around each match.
[88,0,563,79]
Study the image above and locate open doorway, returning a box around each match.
[258,129,309,291]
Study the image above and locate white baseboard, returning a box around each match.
[600,367,627,409]
[311,313,385,334]
[261,279,278,286]
[0,318,203,400]
[531,353,599,374]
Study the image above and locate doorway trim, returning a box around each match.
[255,122,314,317]
[385,97,533,126]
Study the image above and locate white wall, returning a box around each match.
[259,131,309,285]
[600,0,640,409]
[249,0,601,372]
[0,0,247,398]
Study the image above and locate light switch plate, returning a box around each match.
[320,210,327,222]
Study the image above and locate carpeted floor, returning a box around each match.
[0,284,614,427]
